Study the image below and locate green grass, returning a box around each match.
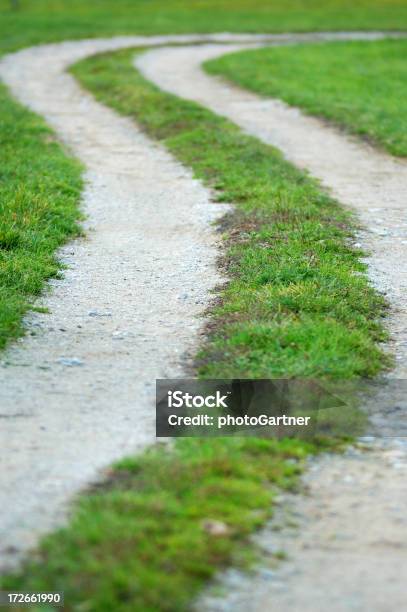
[72,48,388,379]
[0,83,82,348]
[1,0,407,55]
[2,437,328,612]
[206,38,407,157]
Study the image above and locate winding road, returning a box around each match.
[0,31,406,610]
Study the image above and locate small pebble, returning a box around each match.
[88,310,112,317]
[57,357,84,367]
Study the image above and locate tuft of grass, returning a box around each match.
[72,48,389,378]
[0,83,82,348]
[1,436,332,612]
[206,38,407,157]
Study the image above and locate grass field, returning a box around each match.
[1,0,407,54]
[0,85,82,348]
[206,38,407,157]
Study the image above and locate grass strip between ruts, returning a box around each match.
[205,38,407,157]
[0,47,388,611]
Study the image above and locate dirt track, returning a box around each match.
[0,32,406,608]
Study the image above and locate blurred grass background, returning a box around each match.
[1,0,407,54]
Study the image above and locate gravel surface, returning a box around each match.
[137,37,407,611]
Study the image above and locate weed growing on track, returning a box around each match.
[73,48,389,378]
[206,38,407,157]
[0,84,82,348]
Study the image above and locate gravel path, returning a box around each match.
[136,39,407,611]
[4,31,380,570]
[0,32,406,602]
[0,35,234,570]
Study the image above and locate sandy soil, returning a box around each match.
[197,440,407,612]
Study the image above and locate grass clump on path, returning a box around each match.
[0,83,82,349]
[206,38,407,157]
[73,48,388,379]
